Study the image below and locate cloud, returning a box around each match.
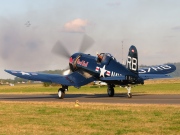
[107,1,121,7]
[62,18,89,33]
[172,26,180,31]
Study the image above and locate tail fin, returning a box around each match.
[126,45,138,75]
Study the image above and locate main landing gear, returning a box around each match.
[125,86,132,98]
[58,85,68,99]
[107,84,115,97]
[107,84,132,98]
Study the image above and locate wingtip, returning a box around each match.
[4,69,8,72]
[4,69,13,74]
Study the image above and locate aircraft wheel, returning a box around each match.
[107,87,114,97]
[128,93,132,98]
[58,88,65,99]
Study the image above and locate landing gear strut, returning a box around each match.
[58,85,68,99]
[126,86,132,98]
[107,84,115,97]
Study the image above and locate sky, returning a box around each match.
[0,0,180,79]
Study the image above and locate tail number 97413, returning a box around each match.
[127,56,137,71]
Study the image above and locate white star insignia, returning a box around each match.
[21,72,31,76]
[99,65,107,77]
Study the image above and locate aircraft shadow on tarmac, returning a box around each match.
[63,93,146,99]
[0,93,146,100]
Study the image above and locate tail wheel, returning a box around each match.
[107,87,114,97]
[128,93,132,98]
[58,88,65,99]
[126,86,132,98]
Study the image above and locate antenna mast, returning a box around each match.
[122,41,124,64]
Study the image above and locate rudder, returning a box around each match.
[126,45,138,75]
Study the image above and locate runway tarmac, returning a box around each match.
[0,93,180,104]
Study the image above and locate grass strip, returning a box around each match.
[0,101,179,135]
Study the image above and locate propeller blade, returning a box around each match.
[79,34,94,53]
[52,41,71,59]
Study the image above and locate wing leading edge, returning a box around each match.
[4,70,95,87]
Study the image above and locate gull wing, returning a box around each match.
[138,64,176,74]
[4,70,95,87]
[138,64,176,80]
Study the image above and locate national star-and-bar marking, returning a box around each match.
[95,65,111,77]
[10,70,36,76]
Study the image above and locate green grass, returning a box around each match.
[0,102,179,135]
[130,83,180,94]
[0,81,180,94]
[0,79,179,135]
[0,84,56,93]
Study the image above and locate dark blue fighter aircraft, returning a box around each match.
[5,44,176,99]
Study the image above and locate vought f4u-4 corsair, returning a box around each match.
[5,44,176,99]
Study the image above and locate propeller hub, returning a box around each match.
[69,53,81,72]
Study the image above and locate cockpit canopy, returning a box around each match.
[97,53,116,64]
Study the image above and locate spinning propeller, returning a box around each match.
[52,34,94,75]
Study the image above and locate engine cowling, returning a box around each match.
[69,55,81,72]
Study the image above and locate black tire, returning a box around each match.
[58,88,65,99]
[107,87,114,97]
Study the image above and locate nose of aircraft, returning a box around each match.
[69,53,82,63]
[69,57,73,64]
[69,53,82,72]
